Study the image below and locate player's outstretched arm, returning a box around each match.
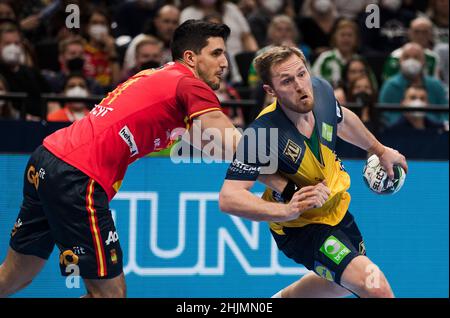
[219,179,330,222]
[193,111,297,193]
[190,110,242,161]
[337,106,408,179]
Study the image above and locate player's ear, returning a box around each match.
[183,50,196,68]
[263,84,276,97]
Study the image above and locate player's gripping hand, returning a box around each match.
[379,146,408,180]
[282,181,331,221]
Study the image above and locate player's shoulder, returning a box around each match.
[312,76,333,92]
[249,101,288,131]
[252,102,278,126]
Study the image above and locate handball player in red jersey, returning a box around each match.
[0,20,251,297]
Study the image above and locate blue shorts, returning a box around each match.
[271,212,366,285]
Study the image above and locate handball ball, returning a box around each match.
[363,154,406,194]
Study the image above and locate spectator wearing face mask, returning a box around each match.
[379,42,448,126]
[347,74,379,132]
[47,73,90,122]
[296,0,340,60]
[42,35,104,95]
[333,0,376,20]
[380,84,448,160]
[394,84,447,130]
[382,17,440,82]
[121,35,163,81]
[0,2,43,69]
[338,56,378,101]
[83,7,120,91]
[0,22,49,119]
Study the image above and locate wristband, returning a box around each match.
[281,179,300,201]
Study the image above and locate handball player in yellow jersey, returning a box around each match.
[219,46,408,298]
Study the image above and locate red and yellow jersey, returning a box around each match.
[44,62,222,201]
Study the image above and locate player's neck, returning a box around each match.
[282,106,315,137]
[177,60,198,78]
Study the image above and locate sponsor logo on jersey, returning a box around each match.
[73,246,86,255]
[105,231,119,246]
[60,249,79,267]
[228,159,261,176]
[314,261,335,282]
[27,165,40,190]
[322,123,333,142]
[91,104,114,117]
[283,139,302,163]
[119,126,139,157]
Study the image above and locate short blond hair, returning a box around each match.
[135,35,163,56]
[254,46,307,85]
[58,35,86,55]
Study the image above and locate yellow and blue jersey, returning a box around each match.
[225,77,350,234]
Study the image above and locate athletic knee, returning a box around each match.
[341,259,394,298]
[349,271,393,298]
[360,276,393,298]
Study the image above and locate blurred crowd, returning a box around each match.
[0,0,448,135]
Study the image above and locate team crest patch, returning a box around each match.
[314,261,335,282]
[110,249,118,264]
[283,139,302,163]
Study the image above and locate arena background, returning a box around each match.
[0,0,448,299]
[0,155,447,298]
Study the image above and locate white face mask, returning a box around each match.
[89,24,108,41]
[407,98,426,118]
[382,0,402,11]
[314,0,332,14]
[1,44,25,65]
[261,0,283,13]
[400,58,423,78]
[66,86,89,98]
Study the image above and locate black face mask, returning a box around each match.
[66,57,85,72]
[353,92,374,106]
[140,60,161,71]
